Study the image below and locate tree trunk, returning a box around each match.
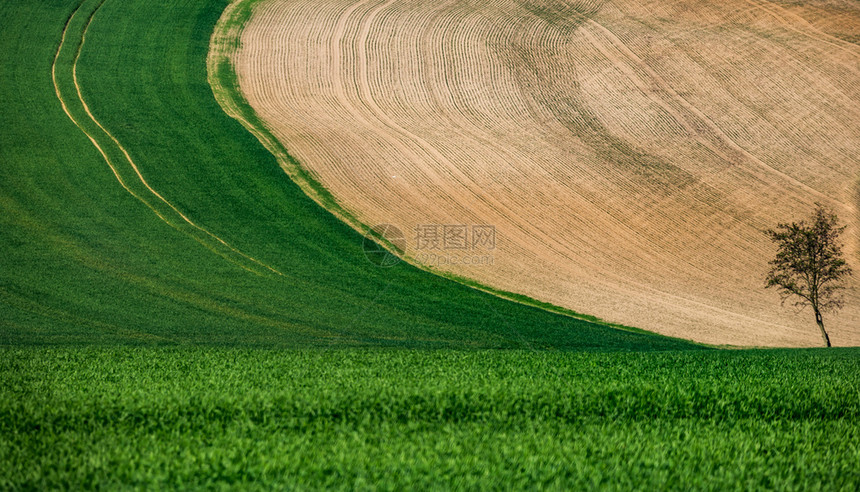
[814,308,831,347]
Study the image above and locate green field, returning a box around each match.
[1,0,858,488]
[3,347,860,489]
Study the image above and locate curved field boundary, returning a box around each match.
[230,0,859,346]
[52,0,285,278]
[2,0,707,349]
[207,0,658,337]
[207,0,368,237]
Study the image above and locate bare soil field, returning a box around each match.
[231,0,860,346]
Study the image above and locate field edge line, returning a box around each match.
[206,0,712,347]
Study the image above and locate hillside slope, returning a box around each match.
[234,0,860,346]
[0,0,696,350]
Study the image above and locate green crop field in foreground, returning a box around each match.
[2,347,859,489]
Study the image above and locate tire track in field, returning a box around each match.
[52,1,170,224]
[52,0,285,278]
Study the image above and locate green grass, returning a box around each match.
[2,347,859,489]
[0,0,698,351]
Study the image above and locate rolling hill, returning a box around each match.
[230,0,860,346]
[3,1,860,488]
[0,0,695,350]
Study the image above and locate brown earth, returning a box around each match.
[231,0,860,346]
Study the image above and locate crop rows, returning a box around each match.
[230,0,860,346]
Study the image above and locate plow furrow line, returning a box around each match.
[229,0,859,345]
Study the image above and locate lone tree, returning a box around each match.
[765,203,852,347]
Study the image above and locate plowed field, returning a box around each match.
[234,0,860,346]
